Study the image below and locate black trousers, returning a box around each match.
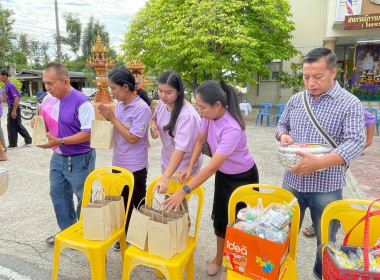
[7,104,32,147]
[113,167,148,233]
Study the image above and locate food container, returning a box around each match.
[277,143,332,170]
[0,167,9,195]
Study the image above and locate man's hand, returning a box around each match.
[11,111,17,119]
[290,151,324,176]
[280,134,294,145]
[179,169,191,184]
[31,117,36,128]
[37,134,60,149]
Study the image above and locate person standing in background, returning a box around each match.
[0,70,32,149]
[0,86,8,157]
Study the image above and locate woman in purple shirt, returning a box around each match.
[163,80,259,277]
[98,67,151,250]
[150,70,203,193]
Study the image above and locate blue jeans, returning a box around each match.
[283,183,342,279]
[50,150,96,231]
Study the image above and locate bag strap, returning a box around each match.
[205,120,210,137]
[302,91,338,149]
[342,199,380,271]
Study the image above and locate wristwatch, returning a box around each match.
[61,138,65,146]
[182,185,191,194]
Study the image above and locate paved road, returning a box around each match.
[0,107,376,279]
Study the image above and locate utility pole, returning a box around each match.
[54,0,62,63]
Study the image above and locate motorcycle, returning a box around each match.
[19,92,46,120]
[19,101,38,120]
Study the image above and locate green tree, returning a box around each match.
[81,16,109,58]
[0,3,16,69]
[18,33,30,56]
[62,13,82,58]
[122,0,298,90]
[278,55,305,94]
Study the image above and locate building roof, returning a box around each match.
[15,69,86,81]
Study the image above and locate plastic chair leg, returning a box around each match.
[121,255,133,280]
[168,267,184,280]
[185,254,194,280]
[88,252,106,280]
[51,240,62,280]
[156,269,165,278]
[119,236,127,264]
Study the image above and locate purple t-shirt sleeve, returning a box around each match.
[215,126,241,156]
[174,115,200,152]
[363,108,376,127]
[129,105,151,137]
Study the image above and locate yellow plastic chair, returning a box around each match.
[52,166,134,280]
[121,175,204,280]
[226,184,300,280]
[321,199,380,248]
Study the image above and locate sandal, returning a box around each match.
[302,224,315,237]
[45,235,55,245]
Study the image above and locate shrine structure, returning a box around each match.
[86,31,115,103]
[127,57,152,86]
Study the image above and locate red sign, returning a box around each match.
[344,13,380,30]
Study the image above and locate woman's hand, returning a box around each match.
[162,189,187,212]
[98,104,116,121]
[150,124,159,139]
[154,177,169,194]
[179,169,191,184]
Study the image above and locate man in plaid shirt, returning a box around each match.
[275,48,365,279]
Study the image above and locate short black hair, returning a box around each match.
[0,70,9,77]
[303,48,337,70]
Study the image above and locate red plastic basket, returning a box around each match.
[322,199,380,280]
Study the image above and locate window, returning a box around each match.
[261,60,282,82]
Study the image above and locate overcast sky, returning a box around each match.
[3,0,146,56]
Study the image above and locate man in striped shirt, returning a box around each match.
[275,48,365,279]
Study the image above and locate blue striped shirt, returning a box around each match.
[275,81,365,192]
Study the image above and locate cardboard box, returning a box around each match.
[223,221,290,280]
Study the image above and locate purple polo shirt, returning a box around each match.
[40,89,94,156]
[5,81,21,105]
[201,111,254,174]
[0,87,3,116]
[112,97,151,172]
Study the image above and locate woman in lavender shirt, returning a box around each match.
[163,80,259,277]
[150,70,203,193]
[98,67,151,250]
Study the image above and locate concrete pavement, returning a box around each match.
[0,106,377,280]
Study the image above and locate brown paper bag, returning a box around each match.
[148,214,177,259]
[105,195,125,230]
[163,211,189,253]
[82,202,112,241]
[90,120,115,149]
[126,208,151,250]
[32,116,48,145]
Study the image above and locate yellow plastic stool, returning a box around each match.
[121,174,204,280]
[52,166,134,280]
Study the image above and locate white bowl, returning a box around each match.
[277,143,332,170]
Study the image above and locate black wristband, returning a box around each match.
[277,132,287,141]
[182,184,191,194]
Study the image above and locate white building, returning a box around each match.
[245,0,380,106]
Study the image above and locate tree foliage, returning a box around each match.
[82,16,109,58]
[0,3,16,69]
[62,13,82,58]
[278,55,305,94]
[122,0,298,90]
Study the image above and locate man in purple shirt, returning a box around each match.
[275,48,365,279]
[0,70,32,148]
[32,63,96,245]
